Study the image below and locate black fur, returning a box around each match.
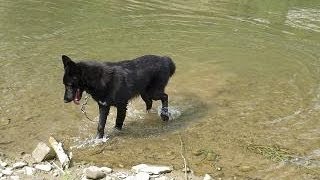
[62,55,176,138]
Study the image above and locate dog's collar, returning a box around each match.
[98,100,108,106]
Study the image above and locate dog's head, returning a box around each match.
[62,55,83,105]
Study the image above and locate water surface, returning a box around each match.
[1,0,320,178]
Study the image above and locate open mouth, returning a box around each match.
[73,89,83,105]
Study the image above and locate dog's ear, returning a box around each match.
[62,55,75,68]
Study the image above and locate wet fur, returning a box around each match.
[62,55,175,138]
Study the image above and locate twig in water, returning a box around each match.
[80,95,96,122]
[179,134,188,180]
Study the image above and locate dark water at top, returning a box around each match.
[1,0,320,178]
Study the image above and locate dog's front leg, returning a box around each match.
[96,104,110,139]
[115,103,128,130]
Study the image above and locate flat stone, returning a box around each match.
[132,164,172,175]
[25,166,36,175]
[85,166,106,179]
[100,167,113,174]
[35,164,52,172]
[2,169,13,176]
[12,162,27,169]
[32,142,54,162]
[203,174,213,180]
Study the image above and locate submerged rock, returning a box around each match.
[132,164,172,175]
[85,166,106,179]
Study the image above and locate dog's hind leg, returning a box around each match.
[115,103,128,130]
[96,104,110,139]
[141,94,152,112]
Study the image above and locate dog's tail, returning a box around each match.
[163,56,176,77]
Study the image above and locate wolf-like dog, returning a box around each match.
[62,55,176,138]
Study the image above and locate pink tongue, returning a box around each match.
[73,89,80,105]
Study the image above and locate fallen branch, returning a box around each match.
[179,134,188,180]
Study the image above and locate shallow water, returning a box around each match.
[1,0,320,178]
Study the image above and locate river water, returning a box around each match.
[1,0,320,178]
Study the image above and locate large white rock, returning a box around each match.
[203,174,213,180]
[35,163,52,172]
[32,142,53,162]
[85,166,106,179]
[12,162,27,169]
[132,164,172,175]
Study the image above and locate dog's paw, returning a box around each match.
[95,133,104,139]
[161,113,169,121]
[160,107,170,121]
[115,124,123,131]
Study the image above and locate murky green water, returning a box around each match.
[1,0,320,178]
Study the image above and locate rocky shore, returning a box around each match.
[0,138,213,180]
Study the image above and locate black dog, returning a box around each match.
[62,55,175,138]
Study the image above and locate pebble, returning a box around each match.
[85,166,106,179]
[132,164,172,175]
[203,174,213,180]
[25,166,36,175]
[12,162,27,169]
[2,169,13,176]
[35,163,52,172]
[100,167,113,174]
